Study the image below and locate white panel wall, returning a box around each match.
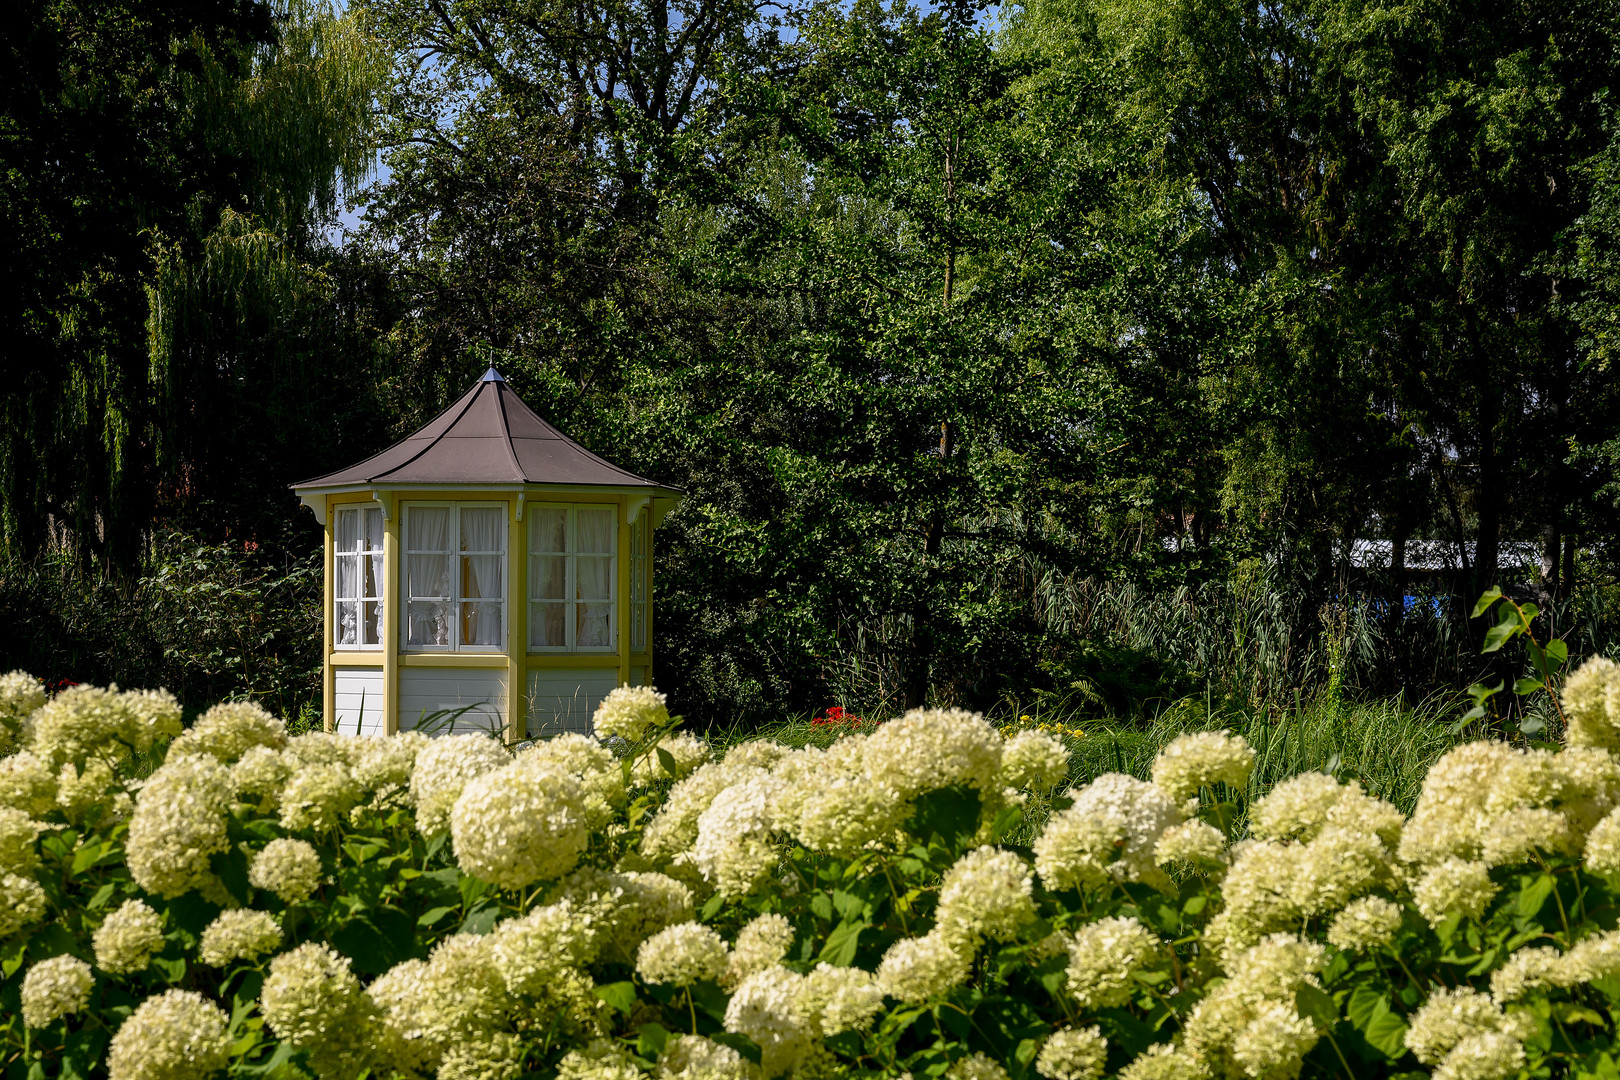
[398,668,507,737]
[527,669,620,737]
[630,666,647,687]
[333,667,386,736]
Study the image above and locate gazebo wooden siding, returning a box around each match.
[292,369,680,739]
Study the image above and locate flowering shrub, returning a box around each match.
[12,666,1620,1079]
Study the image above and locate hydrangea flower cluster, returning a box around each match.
[20,954,94,1027]
[94,898,165,975]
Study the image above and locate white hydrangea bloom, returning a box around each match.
[1404,987,1528,1065]
[659,1034,755,1080]
[168,699,287,763]
[280,762,360,832]
[1559,929,1620,983]
[354,730,429,791]
[1001,730,1072,792]
[249,838,323,903]
[1036,1026,1107,1080]
[451,758,589,889]
[946,1052,1010,1080]
[860,707,1002,801]
[94,898,165,975]
[1231,1000,1319,1080]
[263,942,384,1077]
[691,772,781,896]
[1287,825,1396,918]
[593,685,673,742]
[936,846,1036,946]
[1034,773,1182,892]
[1490,945,1566,1003]
[1585,804,1620,875]
[1481,806,1574,866]
[56,758,116,820]
[796,963,884,1034]
[634,731,711,785]
[1563,656,1620,751]
[1066,916,1163,1009]
[518,732,627,829]
[637,921,728,986]
[442,1031,525,1080]
[0,805,41,873]
[410,734,511,836]
[1326,896,1403,952]
[1153,819,1228,871]
[1433,1030,1528,1080]
[0,749,58,815]
[368,934,513,1074]
[552,867,695,961]
[198,908,283,967]
[21,954,93,1027]
[231,745,289,810]
[126,753,234,899]
[876,932,970,1002]
[644,760,762,861]
[1208,840,1305,953]
[1117,1042,1211,1080]
[1413,858,1498,926]
[120,688,183,745]
[790,767,907,858]
[1226,934,1327,1000]
[557,1038,644,1080]
[0,870,47,937]
[0,670,47,751]
[1150,730,1254,800]
[724,966,813,1078]
[1250,772,1405,849]
[106,989,231,1080]
[726,912,795,989]
[490,899,606,996]
[25,684,157,769]
[725,740,790,770]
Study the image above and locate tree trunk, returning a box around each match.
[903,421,954,709]
[1539,522,1561,605]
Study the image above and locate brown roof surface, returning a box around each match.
[293,369,676,491]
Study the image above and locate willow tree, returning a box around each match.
[0,0,387,569]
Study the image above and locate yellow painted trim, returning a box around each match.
[401,653,510,669]
[322,498,335,731]
[330,653,385,668]
[506,502,524,743]
[646,518,657,687]
[381,494,400,734]
[617,496,630,688]
[525,654,623,669]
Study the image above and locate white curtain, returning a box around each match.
[531,508,567,553]
[460,507,503,646]
[406,507,452,646]
[576,507,614,554]
[336,508,359,553]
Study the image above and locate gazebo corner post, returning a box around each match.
[322,495,335,732]
[617,495,631,689]
[506,493,526,745]
[379,491,400,735]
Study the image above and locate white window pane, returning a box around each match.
[631,604,647,652]
[578,602,611,648]
[363,601,381,645]
[409,553,450,599]
[530,555,566,600]
[576,507,615,554]
[336,601,358,645]
[406,506,450,552]
[530,603,566,647]
[531,509,567,553]
[577,555,612,601]
[462,554,501,599]
[364,554,382,599]
[462,602,502,646]
[363,507,384,551]
[460,507,503,552]
[336,553,357,600]
[408,601,451,646]
[335,508,359,553]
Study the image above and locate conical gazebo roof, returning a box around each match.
[294,369,677,492]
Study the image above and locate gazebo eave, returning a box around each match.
[295,481,684,525]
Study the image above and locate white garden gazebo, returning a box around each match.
[292,369,681,739]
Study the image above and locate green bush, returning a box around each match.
[8,668,1620,1079]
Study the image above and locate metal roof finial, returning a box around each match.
[480,367,505,383]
